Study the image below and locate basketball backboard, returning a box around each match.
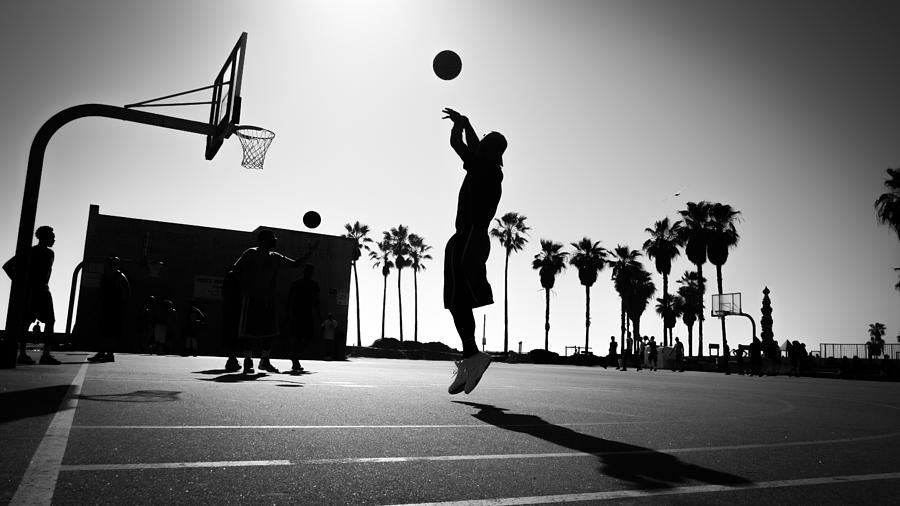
[205,32,247,160]
[711,292,741,317]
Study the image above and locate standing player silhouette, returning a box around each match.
[442,108,507,395]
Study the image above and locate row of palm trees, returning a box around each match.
[343,223,434,346]
[341,201,742,357]
[524,202,741,357]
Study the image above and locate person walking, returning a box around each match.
[3,226,61,365]
[606,335,617,370]
[88,257,129,363]
[648,335,659,371]
[441,107,507,395]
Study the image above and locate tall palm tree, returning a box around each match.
[342,221,373,347]
[385,226,411,341]
[677,201,712,356]
[610,245,642,351]
[676,270,704,356]
[569,238,608,354]
[532,239,568,351]
[875,168,900,240]
[875,169,900,292]
[643,217,683,346]
[407,233,432,343]
[707,203,741,356]
[490,212,530,353]
[625,266,656,343]
[368,239,393,340]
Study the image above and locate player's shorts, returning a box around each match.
[443,228,493,310]
[238,296,279,339]
[27,289,55,325]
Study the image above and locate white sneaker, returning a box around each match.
[448,360,467,395]
[464,352,492,394]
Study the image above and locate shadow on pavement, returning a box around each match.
[78,390,181,403]
[453,401,751,489]
[198,372,272,383]
[0,385,72,423]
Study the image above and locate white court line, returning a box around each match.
[58,429,900,472]
[10,362,89,506]
[386,472,900,505]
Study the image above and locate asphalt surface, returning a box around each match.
[2,350,899,505]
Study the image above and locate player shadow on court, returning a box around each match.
[194,369,312,383]
[0,385,73,423]
[454,401,751,490]
[77,390,181,403]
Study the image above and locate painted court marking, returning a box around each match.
[10,362,88,506]
[58,429,900,472]
[384,472,900,505]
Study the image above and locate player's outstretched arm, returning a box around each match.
[442,108,478,161]
[290,239,320,268]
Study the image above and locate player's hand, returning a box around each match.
[442,108,466,124]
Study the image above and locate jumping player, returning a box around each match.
[442,108,507,395]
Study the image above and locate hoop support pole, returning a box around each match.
[3,104,215,368]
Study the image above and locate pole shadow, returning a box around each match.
[0,385,72,423]
[453,401,751,490]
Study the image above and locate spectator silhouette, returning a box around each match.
[648,336,658,371]
[89,257,129,363]
[2,225,61,364]
[288,264,322,371]
[183,301,206,357]
[222,269,241,371]
[672,337,685,372]
[607,335,617,370]
[321,312,338,360]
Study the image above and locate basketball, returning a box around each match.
[302,211,321,229]
[433,50,462,80]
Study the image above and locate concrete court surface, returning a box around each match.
[1,351,899,505]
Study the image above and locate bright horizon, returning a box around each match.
[1,0,899,357]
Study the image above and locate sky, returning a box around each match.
[1,0,899,357]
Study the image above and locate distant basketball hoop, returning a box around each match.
[235,126,275,170]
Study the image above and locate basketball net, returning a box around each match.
[235,126,275,170]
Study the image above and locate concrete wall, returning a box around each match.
[74,205,354,358]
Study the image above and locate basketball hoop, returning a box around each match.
[235,126,274,170]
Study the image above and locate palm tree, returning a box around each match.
[875,169,900,292]
[532,239,568,351]
[490,212,530,353]
[610,245,642,351]
[676,270,704,356]
[656,294,680,341]
[643,217,683,346]
[625,266,656,343]
[677,201,712,356]
[569,238,608,354]
[875,168,900,240]
[868,322,886,341]
[407,233,432,343]
[385,226,411,341]
[342,221,373,347]
[707,203,741,357]
[369,239,393,340]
